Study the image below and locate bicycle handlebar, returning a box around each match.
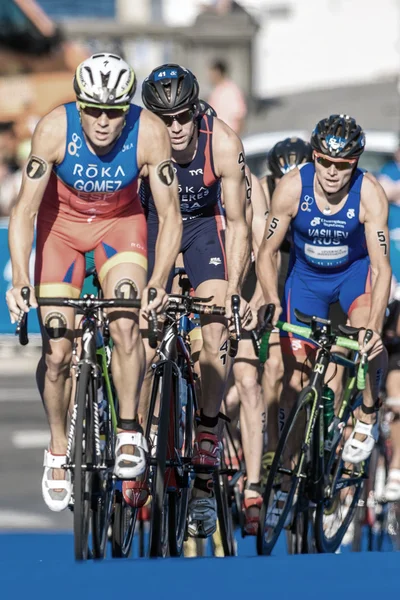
[15,287,241,352]
[256,311,371,391]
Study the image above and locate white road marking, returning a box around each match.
[12,430,49,449]
[0,510,53,529]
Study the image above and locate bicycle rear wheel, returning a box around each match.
[286,480,316,554]
[257,388,314,556]
[73,362,94,561]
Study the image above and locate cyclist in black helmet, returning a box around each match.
[258,114,390,494]
[141,64,252,538]
[262,136,313,200]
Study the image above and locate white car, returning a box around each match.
[242,130,398,177]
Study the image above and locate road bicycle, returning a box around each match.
[255,306,372,555]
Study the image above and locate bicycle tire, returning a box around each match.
[148,360,174,557]
[214,441,236,557]
[257,388,314,556]
[73,362,94,561]
[287,480,315,554]
[314,414,366,553]
[111,488,138,558]
[168,379,194,556]
[92,377,115,559]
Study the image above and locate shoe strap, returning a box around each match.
[43,450,66,469]
[354,420,378,437]
[116,431,149,453]
[244,496,262,510]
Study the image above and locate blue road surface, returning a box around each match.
[1,531,399,600]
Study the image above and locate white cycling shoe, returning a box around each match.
[42,450,72,512]
[342,420,379,464]
[114,431,148,479]
[383,469,400,502]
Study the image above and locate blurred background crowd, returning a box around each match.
[2,0,400,214]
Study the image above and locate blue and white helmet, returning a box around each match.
[311,114,365,159]
[73,53,136,106]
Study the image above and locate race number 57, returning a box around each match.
[377,230,388,256]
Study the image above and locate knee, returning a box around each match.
[263,354,284,382]
[44,345,72,382]
[109,318,140,353]
[284,370,303,395]
[201,322,226,356]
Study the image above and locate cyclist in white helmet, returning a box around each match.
[6,53,182,512]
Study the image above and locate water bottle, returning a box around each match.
[322,385,335,439]
[178,376,188,450]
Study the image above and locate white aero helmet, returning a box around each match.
[74,53,136,107]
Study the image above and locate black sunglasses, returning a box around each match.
[81,105,128,120]
[315,155,355,171]
[159,108,195,127]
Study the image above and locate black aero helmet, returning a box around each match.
[268,137,313,179]
[311,114,365,159]
[142,64,199,114]
[199,99,217,118]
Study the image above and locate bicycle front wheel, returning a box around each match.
[92,374,116,559]
[257,388,315,556]
[314,418,366,553]
[148,361,174,557]
[213,433,237,557]
[111,488,139,558]
[73,362,94,561]
[168,379,195,557]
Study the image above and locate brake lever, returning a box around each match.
[229,294,241,358]
[148,288,158,349]
[16,286,30,346]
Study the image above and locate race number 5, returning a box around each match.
[266,217,279,240]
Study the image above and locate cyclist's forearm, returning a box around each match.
[225,220,251,293]
[150,217,182,288]
[257,247,280,305]
[367,265,391,332]
[8,207,35,286]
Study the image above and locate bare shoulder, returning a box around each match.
[271,168,302,217]
[361,171,388,220]
[212,118,243,176]
[32,105,67,162]
[138,109,170,167]
[212,117,243,153]
[139,108,169,143]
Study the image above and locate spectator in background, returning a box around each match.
[207,59,247,135]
